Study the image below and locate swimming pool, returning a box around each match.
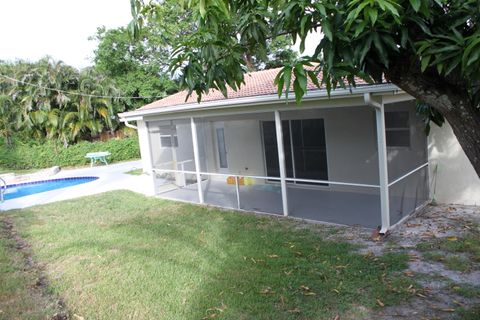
[2,177,99,201]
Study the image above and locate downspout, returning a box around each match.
[364,93,391,234]
[124,120,138,130]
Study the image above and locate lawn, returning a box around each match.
[0,191,418,319]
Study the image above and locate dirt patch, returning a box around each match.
[326,203,480,319]
[1,217,69,320]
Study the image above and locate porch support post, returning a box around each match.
[190,117,204,204]
[274,110,289,216]
[139,121,157,196]
[365,93,390,233]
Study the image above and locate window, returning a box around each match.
[216,127,228,168]
[160,135,178,147]
[385,111,410,147]
[262,119,328,184]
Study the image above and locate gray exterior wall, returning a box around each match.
[145,100,427,192]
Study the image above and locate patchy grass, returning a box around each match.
[417,233,480,260]
[422,251,473,272]
[0,228,59,319]
[1,191,418,320]
[416,230,480,274]
[124,168,143,176]
[455,305,480,320]
[449,283,480,299]
[443,255,472,273]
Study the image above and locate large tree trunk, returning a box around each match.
[386,69,480,177]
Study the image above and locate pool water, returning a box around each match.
[3,177,99,201]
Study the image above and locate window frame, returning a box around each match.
[385,111,411,149]
[159,134,178,148]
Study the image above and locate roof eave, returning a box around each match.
[119,84,402,121]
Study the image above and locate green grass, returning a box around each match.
[2,191,418,319]
[416,229,480,273]
[456,305,480,320]
[450,283,480,299]
[416,232,480,261]
[0,229,58,319]
[124,168,144,175]
[422,252,473,272]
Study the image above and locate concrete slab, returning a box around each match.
[1,161,151,211]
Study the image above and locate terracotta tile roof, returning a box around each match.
[139,67,368,111]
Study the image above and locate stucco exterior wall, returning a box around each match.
[428,121,480,205]
[137,120,153,173]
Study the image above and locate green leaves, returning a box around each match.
[0,58,123,146]
[416,101,445,135]
[274,60,317,105]
[409,0,421,12]
[131,0,480,119]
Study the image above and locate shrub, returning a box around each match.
[0,137,140,170]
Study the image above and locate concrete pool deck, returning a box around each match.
[1,161,151,211]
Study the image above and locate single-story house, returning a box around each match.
[119,67,480,232]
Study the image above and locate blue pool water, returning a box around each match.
[2,177,99,201]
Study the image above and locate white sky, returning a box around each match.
[0,0,132,69]
[0,0,320,70]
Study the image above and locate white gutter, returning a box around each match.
[363,92,382,109]
[124,120,138,130]
[119,84,401,121]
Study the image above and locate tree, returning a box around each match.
[0,94,17,146]
[0,58,123,146]
[92,26,178,110]
[131,0,480,177]
[95,0,296,110]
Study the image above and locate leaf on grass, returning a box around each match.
[403,271,414,277]
[300,285,316,296]
[267,254,279,258]
[447,236,458,241]
[376,299,385,307]
[332,288,340,294]
[260,287,275,294]
[287,308,301,313]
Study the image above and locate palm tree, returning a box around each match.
[0,94,18,146]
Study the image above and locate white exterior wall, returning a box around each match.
[137,120,153,173]
[223,120,266,176]
[429,121,480,205]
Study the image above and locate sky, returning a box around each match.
[0,0,320,70]
[0,0,132,69]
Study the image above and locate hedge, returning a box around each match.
[0,137,140,170]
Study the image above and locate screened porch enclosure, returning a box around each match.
[146,101,429,229]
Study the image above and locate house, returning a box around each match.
[119,67,478,231]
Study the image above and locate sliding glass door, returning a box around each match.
[262,119,328,184]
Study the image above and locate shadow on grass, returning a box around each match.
[6,191,415,319]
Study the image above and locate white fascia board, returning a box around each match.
[119,84,403,122]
